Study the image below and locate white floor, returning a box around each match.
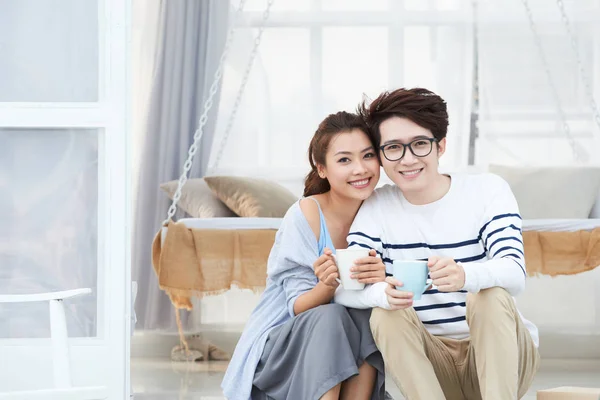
[131,357,600,399]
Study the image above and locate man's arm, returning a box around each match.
[334,281,390,309]
[461,176,526,296]
[347,194,385,257]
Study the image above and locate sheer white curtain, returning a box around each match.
[132,0,230,332]
[476,0,600,166]
[476,0,600,340]
[208,0,475,193]
[132,0,162,205]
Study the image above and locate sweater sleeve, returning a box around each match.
[346,196,385,258]
[461,176,526,296]
[334,282,390,309]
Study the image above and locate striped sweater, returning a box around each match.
[334,173,539,346]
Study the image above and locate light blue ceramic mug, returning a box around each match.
[392,260,433,300]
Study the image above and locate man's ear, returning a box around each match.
[437,137,447,158]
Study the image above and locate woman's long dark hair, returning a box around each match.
[303,111,372,197]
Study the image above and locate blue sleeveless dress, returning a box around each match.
[307,196,336,256]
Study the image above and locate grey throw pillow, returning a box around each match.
[204,176,298,218]
[160,178,236,218]
[488,165,600,219]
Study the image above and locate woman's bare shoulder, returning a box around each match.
[299,197,321,241]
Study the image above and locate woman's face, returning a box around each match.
[318,129,380,201]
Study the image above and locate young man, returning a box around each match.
[333,88,539,399]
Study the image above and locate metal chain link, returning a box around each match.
[208,0,276,174]
[163,0,250,225]
[520,0,584,162]
[555,0,600,134]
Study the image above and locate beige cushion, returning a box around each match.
[204,176,298,218]
[488,165,600,219]
[160,179,236,218]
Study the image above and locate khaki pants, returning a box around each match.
[370,288,539,400]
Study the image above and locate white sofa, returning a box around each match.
[444,165,600,358]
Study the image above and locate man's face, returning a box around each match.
[378,116,446,195]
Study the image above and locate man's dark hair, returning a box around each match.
[357,87,449,145]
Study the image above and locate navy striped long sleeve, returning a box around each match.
[333,173,538,346]
[461,177,526,295]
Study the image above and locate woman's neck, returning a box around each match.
[318,191,363,226]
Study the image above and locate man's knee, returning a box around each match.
[467,287,514,320]
[369,307,387,334]
[370,308,418,338]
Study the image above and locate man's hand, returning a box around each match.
[351,249,387,284]
[428,256,465,292]
[383,276,414,310]
[313,247,339,288]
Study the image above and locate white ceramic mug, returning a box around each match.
[333,248,369,290]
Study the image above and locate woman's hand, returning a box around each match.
[313,247,339,288]
[351,249,387,284]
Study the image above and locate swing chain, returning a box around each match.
[555,0,600,133]
[520,0,583,162]
[163,0,250,225]
[209,0,276,173]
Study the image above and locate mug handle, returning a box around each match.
[422,279,433,293]
[330,254,342,285]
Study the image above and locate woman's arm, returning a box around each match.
[286,199,339,315]
[293,281,337,315]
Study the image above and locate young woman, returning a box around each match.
[221,111,388,400]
